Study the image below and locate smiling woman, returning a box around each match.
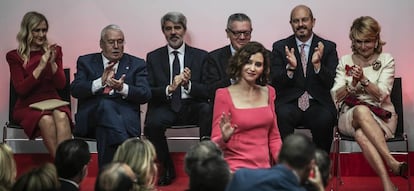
[211,41,282,172]
[6,11,73,158]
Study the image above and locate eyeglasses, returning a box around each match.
[104,39,125,46]
[227,28,252,38]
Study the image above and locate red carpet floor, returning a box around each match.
[14,152,414,191]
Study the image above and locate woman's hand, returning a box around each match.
[351,65,365,86]
[48,44,58,74]
[219,112,237,142]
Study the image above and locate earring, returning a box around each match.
[375,41,378,48]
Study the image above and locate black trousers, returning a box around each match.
[144,99,211,168]
[276,99,336,153]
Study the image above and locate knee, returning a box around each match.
[352,105,372,123]
[39,115,54,128]
[53,110,69,122]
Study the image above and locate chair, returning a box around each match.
[332,77,410,190]
[2,68,71,143]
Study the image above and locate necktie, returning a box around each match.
[298,44,310,111]
[171,51,182,112]
[103,62,115,94]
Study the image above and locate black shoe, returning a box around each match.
[157,165,176,186]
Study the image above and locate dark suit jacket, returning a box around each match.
[203,45,232,99]
[271,34,338,115]
[70,53,151,141]
[146,44,209,109]
[226,164,306,191]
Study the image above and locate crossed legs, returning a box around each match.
[38,110,72,158]
[352,105,401,191]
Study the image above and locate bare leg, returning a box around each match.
[52,110,72,145]
[38,115,58,158]
[352,106,401,172]
[354,129,395,191]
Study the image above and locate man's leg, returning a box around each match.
[144,105,176,186]
[276,102,303,140]
[304,100,336,153]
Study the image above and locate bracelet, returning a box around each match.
[346,84,356,94]
[360,79,370,87]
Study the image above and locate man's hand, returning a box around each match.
[311,42,324,70]
[102,62,116,86]
[107,74,126,91]
[168,74,183,93]
[285,46,297,69]
[181,67,191,89]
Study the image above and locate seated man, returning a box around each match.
[71,24,151,168]
[145,12,210,186]
[226,133,322,191]
[54,139,91,191]
[270,5,338,153]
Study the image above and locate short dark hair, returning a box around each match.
[54,139,90,179]
[278,133,316,169]
[227,13,251,29]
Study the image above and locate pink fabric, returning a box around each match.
[211,85,282,172]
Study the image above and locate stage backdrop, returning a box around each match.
[1,0,413,152]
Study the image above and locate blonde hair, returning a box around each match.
[0,143,16,190]
[12,163,59,191]
[349,16,386,54]
[113,138,157,191]
[16,11,49,64]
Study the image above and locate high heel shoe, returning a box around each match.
[391,162,408,179]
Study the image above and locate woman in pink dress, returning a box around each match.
[6,11,72,158]
[211,41,282,172]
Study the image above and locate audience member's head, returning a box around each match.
[184,140,223,174]
[228,41,270,86]
[185,140,231,191]
[278,133,316,184]
[95,162,137,191]
[113,138,157,190]
[303,149,332,191]
[12,163,59,191]
[54,139,90,184]
[99,24,125,62]
[0,143,17,191]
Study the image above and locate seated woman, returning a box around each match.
[6,11,73,158]
[211,41,282,172]
[331,16,406,191]
[112,138,157,191]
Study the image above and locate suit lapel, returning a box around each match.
[93,54,104,79]
[160,46,171,79]
[115,55,130,79]
[220,46,232,75]
[184,44,193,69]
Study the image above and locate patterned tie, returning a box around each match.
[298,44,310,111]
[171,51,182,112]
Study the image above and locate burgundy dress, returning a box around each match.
[6,46,73,139]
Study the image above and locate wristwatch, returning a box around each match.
[360,79,370,87]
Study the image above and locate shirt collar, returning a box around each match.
[295,34,314,48]
[168,43,185,55]
[229,44,237,56]
[59,177,79,188]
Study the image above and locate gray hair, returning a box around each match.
[161,12,187,30]
[100,24,123,43]
[226,13,251,29]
